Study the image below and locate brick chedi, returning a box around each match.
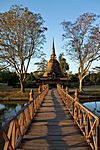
[43,39,63,79]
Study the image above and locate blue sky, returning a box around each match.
[0,0,100,73]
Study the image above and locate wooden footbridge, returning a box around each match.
[0,84,100,150]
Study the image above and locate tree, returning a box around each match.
[92,66,100,84]
[26,72,36,82]
[61,13,100,91]
[0,70,19,85]
[34,54,48,76]
[0,5,46,93]
[92,66,100,73]
[58,52,69,75]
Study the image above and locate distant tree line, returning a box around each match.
[0,68,99,88]
[0,70,19,85]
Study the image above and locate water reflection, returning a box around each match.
[83,101,100,117]
[0,101,27,125]
[0,104,5,110]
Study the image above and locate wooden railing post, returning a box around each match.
[41,85,44,91]
[38,85,41,94]
[46,84,49,92]
[66,87,69,100]
[97,119,100,150]
[74,88,79,122]
[29,89,34,101]
[74,88,79,102]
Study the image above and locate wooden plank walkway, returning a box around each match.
[18,89,91,150]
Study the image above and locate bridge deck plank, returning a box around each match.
[18,89,91,150]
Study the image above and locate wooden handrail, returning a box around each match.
[0,84,49,150]
[57,84,100,150]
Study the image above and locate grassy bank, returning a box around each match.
[0,83,38,100]
[0,83,100,100]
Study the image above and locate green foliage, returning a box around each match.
[84,72,100,85]
[0,71,19,85]
[92,66,100,73]
[26,72,36,81]
[34,54,47,76]
[58,52,69,75]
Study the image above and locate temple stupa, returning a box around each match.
[43,39,63,79]
[40,39,67,88]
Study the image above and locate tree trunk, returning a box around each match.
[79,77,83,92]
[20,79,24,94]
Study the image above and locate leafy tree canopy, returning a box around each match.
[58,52,69,75]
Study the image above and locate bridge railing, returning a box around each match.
[57,84,100,150]
[0,84,49,150]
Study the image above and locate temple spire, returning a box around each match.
[43,38,63,78]
[51,38,56,59]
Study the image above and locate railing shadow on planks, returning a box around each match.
[57,84,100,150]
[0,84,49,150]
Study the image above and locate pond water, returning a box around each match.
[83,101,100,118]
[0,101,27,125]
[0,101,100,125]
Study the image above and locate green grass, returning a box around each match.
[0,83,38,99]
[81,85,100,96]
[0,83,100,99]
